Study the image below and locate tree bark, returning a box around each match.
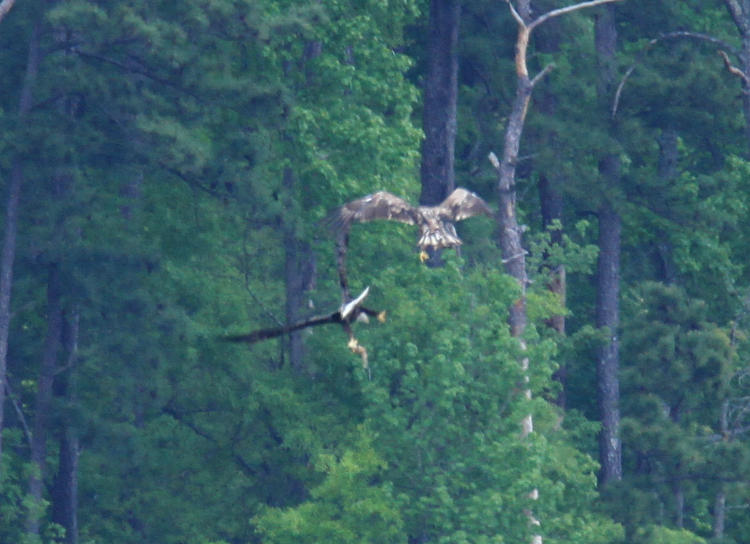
[282,167,315,373]
[595,198,622,484]
[0,18,41,464]
[594,4,623,486]
[535,6,566,340]
[419,0,460,207]
[26,264,64,535]
[51,309,80,544]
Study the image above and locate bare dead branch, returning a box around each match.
[530,63,556,87]
[488,151,501,171]
[528,0,624,33]
[505,0,525,26]
[5,381,32,448]
[0,0,17,24]
[719,49,750,89]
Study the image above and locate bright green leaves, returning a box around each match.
[255,429,405,544]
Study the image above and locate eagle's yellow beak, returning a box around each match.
[419,250,429,263]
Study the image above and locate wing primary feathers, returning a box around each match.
[439,188,492,221]
[222,312,340,344]
[336,191,419,228]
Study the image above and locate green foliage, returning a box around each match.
[254,429,405,544]
[632,525,707,544]
[4,1,750,543]
[618,282,733,539]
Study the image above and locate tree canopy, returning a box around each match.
[2,1,750,543]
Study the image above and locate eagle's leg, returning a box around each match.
[343,322,370,380]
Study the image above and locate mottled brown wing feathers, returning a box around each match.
[337,191,419,227]
[438,188,491,222]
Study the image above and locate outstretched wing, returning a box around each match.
[334,191,420,229]
[438,188,491,222]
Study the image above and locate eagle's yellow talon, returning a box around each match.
[377,311,387,323]
[419,250,429,263]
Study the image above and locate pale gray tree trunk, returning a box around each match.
[494,2,623,540]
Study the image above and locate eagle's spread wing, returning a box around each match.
[438,188,492,222]
[336,191,420,228]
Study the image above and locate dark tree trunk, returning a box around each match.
[594,4,623,486]
[419,0,460,207]
[0,19,40,461]
[535,6,566,338]
[26,265,64,535]
[282,167,315,373]
[51,423,80,544]
[595,198,622,485]
[51,310,79,544]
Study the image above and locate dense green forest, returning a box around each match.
[2,0,750,542]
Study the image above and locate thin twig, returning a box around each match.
[528,0,624,33]
[5,380,32,448]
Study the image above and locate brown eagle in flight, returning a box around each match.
[331,187,492,263]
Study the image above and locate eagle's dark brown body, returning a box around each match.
[333,187,491,255]
[328,187,491,301]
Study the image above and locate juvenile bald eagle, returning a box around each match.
[331,187,492,263]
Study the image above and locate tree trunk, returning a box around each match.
[493,2,623,539]
[282,167,315,373]
[594,4,623,486]
[419,0,460,206]
[535,5,566,338]
[51,310,80,544]
[595,198,622,484]
[0,17,41,465]
[26,264,64,535]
